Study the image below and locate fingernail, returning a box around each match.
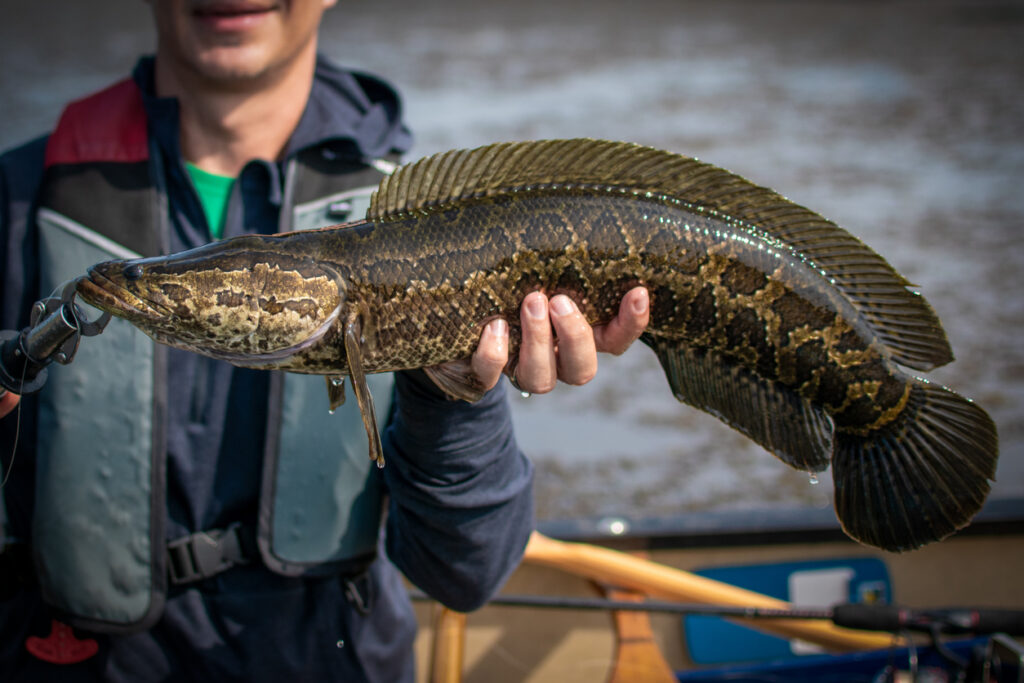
[525,295,546,319]
[489,318,508,336]
[632,290,649,315]
[550,295,574,316]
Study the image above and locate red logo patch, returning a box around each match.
[26,619,99,664]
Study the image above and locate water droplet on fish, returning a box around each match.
[808,473,819,485]
[520,391,531,399]
[330,377,344,387]
[328,408,336,415]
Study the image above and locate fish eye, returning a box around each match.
[123,264,144,281]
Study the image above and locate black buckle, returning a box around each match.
[167,523,252,585]
[343,571,373,616]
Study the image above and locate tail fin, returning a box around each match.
[832,380,998,552]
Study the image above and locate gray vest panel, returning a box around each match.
[34,207,165,628]
[261,372,391,574]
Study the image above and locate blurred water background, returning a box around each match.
[2,0,1022,523]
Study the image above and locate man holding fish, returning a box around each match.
[0,0,648,680]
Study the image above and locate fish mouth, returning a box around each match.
[75,269,172,322]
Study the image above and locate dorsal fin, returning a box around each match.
[370,139,953,370]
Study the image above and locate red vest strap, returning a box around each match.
[44,78,149,168]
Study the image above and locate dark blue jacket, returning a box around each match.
[0,56,533,682]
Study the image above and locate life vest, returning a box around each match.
[31,79,395,633]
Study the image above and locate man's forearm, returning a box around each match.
[380,369,533,612]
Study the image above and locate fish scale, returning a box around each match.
[76,138,998,553]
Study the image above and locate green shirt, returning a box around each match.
[185,162,235,240]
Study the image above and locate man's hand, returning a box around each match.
[472,287,649,394]
[0,390,19,419]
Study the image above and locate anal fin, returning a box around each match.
[642,334,833,473]
[344,314,386,468]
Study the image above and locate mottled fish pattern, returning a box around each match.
[77,139,998,552]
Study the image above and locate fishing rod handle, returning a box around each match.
[833,603,1024,635]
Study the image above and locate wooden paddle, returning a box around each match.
[522,531,900,652]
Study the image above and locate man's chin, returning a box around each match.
[188,44,281,83]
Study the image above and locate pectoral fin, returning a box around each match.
[325,376,346,413]
[344,314,386,468]
[423,359,488,402]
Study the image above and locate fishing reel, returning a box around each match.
[0,280,110,396]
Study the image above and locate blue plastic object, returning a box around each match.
[684,557,891,665]
[677,637,989,683]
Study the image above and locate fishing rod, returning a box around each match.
[409,591,1024,636]
[0,280,110,397]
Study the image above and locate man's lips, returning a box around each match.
[192,0,277,15]
[192,2,278,30]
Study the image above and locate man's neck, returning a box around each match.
[154,46,316,178]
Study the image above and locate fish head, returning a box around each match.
[76,235,346,364]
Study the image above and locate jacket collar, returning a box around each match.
[287,56,412,160]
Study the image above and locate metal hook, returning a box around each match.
[62,278,112,340]
[0,277,114,396]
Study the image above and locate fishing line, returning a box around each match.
[1,278,98,489]
[0,360,27,489]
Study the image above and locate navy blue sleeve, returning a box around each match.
[380,369,533,612]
